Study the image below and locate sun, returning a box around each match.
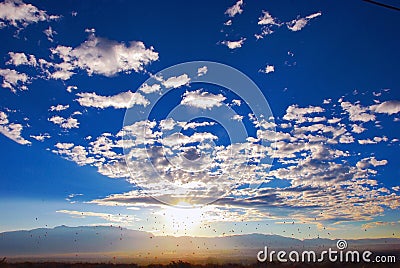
[160,202,204,236]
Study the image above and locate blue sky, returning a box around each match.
[0,0,399,240]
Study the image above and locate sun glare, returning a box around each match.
[161,202,204,236]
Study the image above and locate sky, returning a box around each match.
[0,0,399,242]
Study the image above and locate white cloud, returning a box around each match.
[76,90,149,109]
[66,85,77,93]
[181,89,226,109]
[48,115,79,129]
[162,74,190,88]
[43,26,56,42]
[225,0,243,17]
[56,209,136,224]
[358,136,388,145]
[0,68,29,92]
[356,157,388,169]
[30,133,50,142]
[232,114,243,121]
[49,104,69,112]
[53,143,97,166]
[286,12,322,32]
[0,0,59,29]
[50,33,158,78]
[283,104,324,123]
[7,52,37,66]
[0,110,30,145]
[341,101,375,122]
[351,124,365,134]
[260,65,274,74]
[197,66,208,77]
[139,83,161,94]
[370,100,400,115]
[221,37,246,49]
[258,11,280,26]
[224,19,232,26]
[232,99,241,106]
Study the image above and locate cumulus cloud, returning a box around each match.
[0,68,29,92]
[221,37,246,49]
[283,104,324,123]
[7,52,37,66]
[370,100,400,115]
[258,11,280,26]
[356,157,388,169]
[43,26,56,42]
[50,33,158,78]
[48,115,79,129]
[66,85,77,93]
[181,89,226,109]
[0,0,59,29]
[161,74,190,89]
[225,0,244,17]
[260,65,274,74]
[341,101,375,122]
[138,83,161,94]
[0,110,30,145]
[286,12,322,32]
[49,104,69,112]
[76,90,149,109]
[197,66,208,77]
[30,133,50,142]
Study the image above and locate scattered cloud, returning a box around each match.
[181,89,226,109]
[287,12,322,32]
[138,83,161,94]
[48,115,79,129]
[224,19,232,26]
[370,100,400,115]
[7,52,37,66]
[197,66,208,77]
[0,110,31,145]
[221,37,246,49]
[66,85,77,93]
[258,11,280,26]
[49,104,69,112]
[0,68,29,92]
[260,65,275,74]
[341,101,375,122]
[50,33,159,78]
[0,0,59,29]
[225,0,244,17]
[76,91,149,109]
[43,26,57,42]
[30,133,51,142]
[161,74,190,89]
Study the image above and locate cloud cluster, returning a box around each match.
[3,33,159,92]
[0,0,59,29]
[221,37,246,49]
[286,12,322,32]
[48,115,79,129]
[181,89,226,109]
[0,110,30,145]
[225,0,244,18]
[76,91,149,109]
[53,95,400,228]
[0,68,29,92]
[50,33,159,78]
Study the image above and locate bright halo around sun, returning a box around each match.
[160,202,204,236]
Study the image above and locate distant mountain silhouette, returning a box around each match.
[0,225,399,263]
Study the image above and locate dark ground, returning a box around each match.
[0,260,399,268]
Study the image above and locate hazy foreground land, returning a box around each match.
[1,226,399,267]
